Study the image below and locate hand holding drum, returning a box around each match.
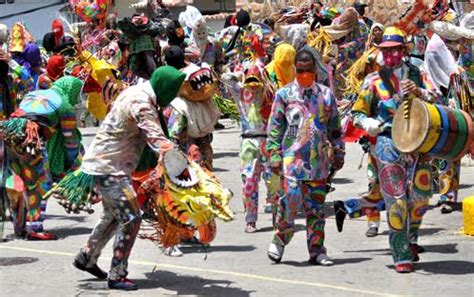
[400,80,422,98]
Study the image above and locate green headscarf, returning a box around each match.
[51,76,84,106]
[150,66,186,107]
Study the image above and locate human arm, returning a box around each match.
[266,91,286,174]
[351,76,383,136]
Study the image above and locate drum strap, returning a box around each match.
[378,68,397,98]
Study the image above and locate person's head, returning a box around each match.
[52,76,84,106]
[192,17,208,46]
[224,15,234,28]
[0,24,8,46]
[371,23,384,45]
[46,55,66,80]
[166,20,185,47]
[22,42,42,70]
[294,48,317,88]
[165,46,186,69]
[353,2,368,17]
[378,27,407,69]
[150,66,186,107]
[313,1,323,13]
[236,10,251,28]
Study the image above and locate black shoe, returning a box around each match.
[73,252,108,279]
[214,122,225,130]
[108,278,138,291]
[334,200,347,232]
[411,243,425,254]
[365,227,378,237]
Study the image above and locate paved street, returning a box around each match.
[1,119,473,297]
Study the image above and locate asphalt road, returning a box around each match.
[1,119,473,297]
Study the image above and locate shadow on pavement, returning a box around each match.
[387,260,474,275]
[345,243,458,255]
[46,214,88,223]
[334,257,372,265]
[140,270,254,296]
[257,224,305,233]
[213,152,239,159]
[213,167,229,172]
[421,243,458,254]
[0,257,39,266]
[331,178,354,184]
[50,227,93,239]
[179,244,256,254]
[280,257,372,267]
[379,227,445,236]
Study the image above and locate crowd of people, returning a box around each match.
[0,0,473,291]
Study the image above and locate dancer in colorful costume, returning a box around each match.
[221,59,278,233]
[70,66,185,291]
[37,55,66,90]
[350,27,440,273]
[334,23,385,238]
[428,12,474,213]
[118,14,161,80]
[266,48,344,265]
[167,62,220,171]
[0,75,84,240]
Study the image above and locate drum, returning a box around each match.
[392,98,474,160]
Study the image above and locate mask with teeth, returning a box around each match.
[178,62,216,102]
[137,150,234,247]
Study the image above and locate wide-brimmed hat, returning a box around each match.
[378,26,405,48]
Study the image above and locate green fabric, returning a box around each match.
[47,128,82,179]
[46,169,95,206]
[130,35,155,54]
[150,66,186,107]
[51,76,84,106]
[135,145,158,172]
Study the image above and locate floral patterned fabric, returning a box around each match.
[81,82,174,176]
[266,82,344,181]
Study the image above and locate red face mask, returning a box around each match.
[382,49,404,68]
[296,71,316,88]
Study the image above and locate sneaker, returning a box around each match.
[162,245,183,257]
[267,242,284,263]
[333,201,347,232]
[309,254,334,266]
[263,203,273,214]
[108,278,138,291]
[395,263,414,273]
[245,222,257,233]
[214,122,225,130]
[73,252,108,279]
[365,227,378,237]
[411,243,425,254]
[440,204,453,214]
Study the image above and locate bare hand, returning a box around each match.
[401,80,422,97]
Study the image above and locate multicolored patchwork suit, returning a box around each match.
[1,76,83,235]
[221,60,280,225]
[352,63,440,265]
[267,81,344,258]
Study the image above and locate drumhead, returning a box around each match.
[392,98,430,153]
